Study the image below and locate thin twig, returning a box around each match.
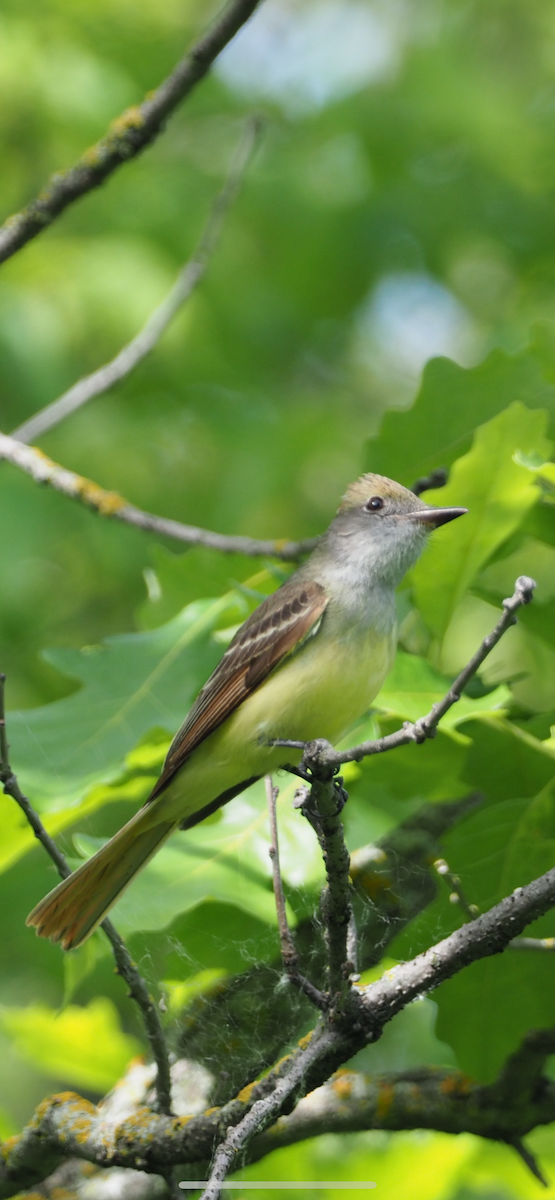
[0,0,264,266]
[0,431,319,559]
[13,118,262,444]
[433,857,479,921]
[510,1137,549,1187]
[358,868,555,1033]
[510,937,555,951]
[265,775,298,971]
[265,776,327,1010]
[0,673,172,1116]
[201,1029,333,1200]
[270,576,537,764]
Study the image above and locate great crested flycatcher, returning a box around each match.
[27,472,466,950]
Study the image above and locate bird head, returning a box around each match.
[322,472,467,586]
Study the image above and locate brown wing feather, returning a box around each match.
[147,578,328,802]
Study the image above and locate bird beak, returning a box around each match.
[407,506,468,528]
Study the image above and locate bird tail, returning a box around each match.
[26,810,177,951]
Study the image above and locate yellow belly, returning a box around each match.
[151,622,396,827]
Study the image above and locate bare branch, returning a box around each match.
[510,1138,548,1188]
[294,749,354,1002]
[174,794,481,1107]
[5,1018,555,1196]
[271,576,536,763]
[411,468,448,496]
[251,1038,555,1152]
[266,775,298,971]
[200,1030,334,1200]
[0,431,318,559]
[0,0,264,266]
[265,775,327,1011]
[0,674,172,1116]
[510,937,555,950]
[357,867,555,1033]
[12,118,262,445]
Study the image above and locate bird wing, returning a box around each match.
[146,577,328,802]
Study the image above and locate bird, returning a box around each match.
[27,473,466,950]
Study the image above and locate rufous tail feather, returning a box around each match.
[26,810,177,951]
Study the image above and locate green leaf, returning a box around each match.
[461,715,555,803]
[390,717,555,1082]
[161,969,228,1021]
[74,777,322,938]
[411,402,549,663]
[374,650,510,730]
[63,935,102,1007]
[7,592,244,810]
[0,998,141,1092]
[131,901,280,985]
[0,741,166,878]
[136,546,284,630]
[364,344,555,487]
[477,536,555,650]
[433,779,555,1082]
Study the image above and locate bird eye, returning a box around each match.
[364,496,384,512]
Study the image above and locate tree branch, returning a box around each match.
[0,431,318,559]
[357,868,555,1033]
[0,674,172,1116]
[5,1018,555,1198]
[12,117,262,445]
[175,794,481,1108]
[249,1033,555,1166]
[293,756,354,1003]
[200,1030,335,1200]
[0,0,264,266]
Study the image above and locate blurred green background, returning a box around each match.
[4,0,555,1196]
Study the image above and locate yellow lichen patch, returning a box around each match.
[297,1033,313,1050]
[272,538,290,553]
[237,1081,257,1104]
[332,1072,353,1101]
[33,1092,89,1124]
[73,476,127,515]
[1,1135,19,1161]
[109,106,145,138]
[119,1106,158,1136]
[375,1082,394,1120]
[68,1115,94,1145]
[439,1072,472,1097]
[51,1187,76,1199]
[29,446,56,468]
[81,143,106,169]
[173,1115,194,1128]
[65,1095,97,1116]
